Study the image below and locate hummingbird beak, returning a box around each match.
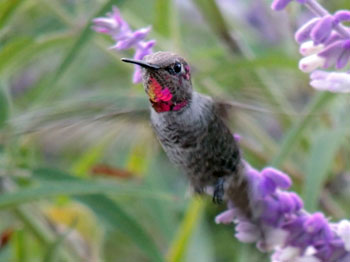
[121,58,160,70]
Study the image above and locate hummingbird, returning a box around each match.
[122,52,251,216]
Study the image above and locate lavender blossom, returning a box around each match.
[216,163,350,262]
[272,0,350,93]
[92,6,156,83]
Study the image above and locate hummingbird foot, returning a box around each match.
[213,178,225,204]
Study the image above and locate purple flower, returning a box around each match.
[92,6,156,84]
[310,15,335,45]
[216,163,350,262]
[92,7,129,38]
[310,70,350,93]
[274,0,350,93]
[295,18,322,44]
[132,40,156,83]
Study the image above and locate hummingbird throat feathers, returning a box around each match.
[147,76,188,113]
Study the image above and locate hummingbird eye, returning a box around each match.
[173,62,182,74]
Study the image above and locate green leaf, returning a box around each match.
[43,227,73,262]
[34,168,164,262]
[303,128,347,211]
[167,198,205,262]
[0,33,71,77]
[272,92,335,167]
[76,195,164,262]
[52,0,126,83]
[0,182,172,210]
[154,0,171,37]
[0,0,25,29]
[0,37,33,75]
[192,0,240,54]
[0,82,9,128]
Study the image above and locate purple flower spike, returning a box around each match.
[93,6,156,84]
[310,15,335,45]
[217,162,350,262]
[278,0,350,93]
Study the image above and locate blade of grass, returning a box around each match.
[154,0,171,37]
[0,180,172,209]
[0,81,10,129]
[0,37,33,75]
[302,128,347,212]
[167,198,205,262]
[0,0,25,29]
[43,226,74,262]
[192,0,240,54]
[13,206,75,261]
[77,194,164,262]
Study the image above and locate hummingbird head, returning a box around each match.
[122,51,192,113]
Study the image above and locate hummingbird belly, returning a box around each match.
[150,93,241,191]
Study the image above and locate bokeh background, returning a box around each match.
[0,0,349,261]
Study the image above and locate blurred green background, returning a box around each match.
[0,0,349,261]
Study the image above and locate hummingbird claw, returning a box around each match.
[213,178,225,204]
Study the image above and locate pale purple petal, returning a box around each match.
[215,209,236,224]
[134,40,156,60]
[318,40,344,68]
[299,54,325,72]
[310,71,350,93]
[271,0,293,11]
[336,50,350,69]
[339,253,350,262]
[259,176,277,197]
[132,66,142,84]
[235,221,260,242]
[324,32,344,45]
[112,27,151,50]
[299,41,324,56]
[336,220,350,251]
[310,15,335,45]
[303,213,327,234]
[334,10,350,22]
[262,167,292,189]
[295,18,321,44]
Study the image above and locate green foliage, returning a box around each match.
[0,83,9,128]
[0,0,348,261]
